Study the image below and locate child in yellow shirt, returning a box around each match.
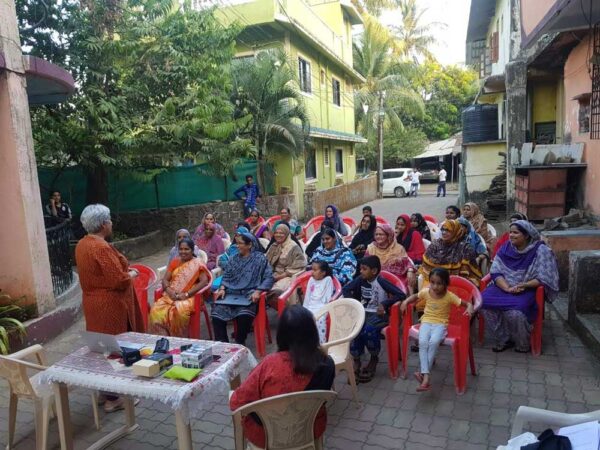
[400,268,473,391]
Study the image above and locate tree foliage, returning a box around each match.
[17,0,251,203]
[391,0,441,62]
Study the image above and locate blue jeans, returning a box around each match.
[410,183,419,196]
[418,323,447,374]
[437,181,446,197]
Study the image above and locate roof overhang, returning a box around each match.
[309,127,367,144]
[466,0,497,43]
[274,16,366,83]
[414,134,462,159]
[482,73,506,94]
[340,0,363,25]
[0,53,75,105]
[520,0,600,49]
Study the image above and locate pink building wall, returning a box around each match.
[520,0,557,36]
[563,35,600,217]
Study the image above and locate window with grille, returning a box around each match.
[298,57,312,93]
[591,23,600,139]
[305,147,317,179]
[578,98,591,134]
[324,148,330,166]
[490,31,499,63]
[332,78,341,106]
[335,149,344,174]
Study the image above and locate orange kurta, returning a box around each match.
[75,235,145,334]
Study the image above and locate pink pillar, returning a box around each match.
[0,1,55,314]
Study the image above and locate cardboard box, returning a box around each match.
[132,359,160,377]
[181,343,213,369]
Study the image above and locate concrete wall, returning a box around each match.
[115,193,296,244]
[520,0,557,37]
[303,175,377,220]
[112,230,163,261]
[563,35,600,218]
[463,141,506,195]
[488,0,512,76]
[543,230,600,291]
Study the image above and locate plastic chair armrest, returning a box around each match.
[8,344,48,366]
[320,336,352,350]
[480,273,492,291]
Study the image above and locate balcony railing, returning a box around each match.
[45,218,74,297]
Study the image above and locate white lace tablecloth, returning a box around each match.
[37,332,257,423]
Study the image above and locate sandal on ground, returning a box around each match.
[413,372,424,384]
[416,383,431,392]
[514,347,530,353]
[492,341,515,353]
[357,357,378,383]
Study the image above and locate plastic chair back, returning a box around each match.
[222,237,231,251]
[232,390,337,450]
[316,298,365,363]
[342,216,356,231]
[0,355,38,398]
[448,275,482,311]
[375,216,389,226]
[379,270,408,294]
[426,221,439,237]
[487,223,497,238]
[423,215,438,224]
[277,271,342,316]
[265,215,281,229]
[303,216,325,242]
[130,264,157,331]
[422,239,431,249]
[258,237,270,250]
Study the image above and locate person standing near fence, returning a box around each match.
[234,174,261,217]
[437,166,447,198]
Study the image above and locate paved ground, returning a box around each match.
[2,200,599,449]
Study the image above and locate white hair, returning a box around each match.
[80,204,111,233]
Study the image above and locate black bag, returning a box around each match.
[521,429,572,450]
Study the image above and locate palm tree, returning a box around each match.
[353,17,424,165]
[391,0,441,62]
[350,0,400,16]
[231,50,310,191]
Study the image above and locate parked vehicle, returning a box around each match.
[416,160,439,183]
[382,168,413,198]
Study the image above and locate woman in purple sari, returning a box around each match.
[481,220,558,353]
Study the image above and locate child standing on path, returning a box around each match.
[303,261,335,343]
[400,268,473,392]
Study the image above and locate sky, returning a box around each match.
[380,0,472,66]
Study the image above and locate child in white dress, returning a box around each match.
[303,261,335,343]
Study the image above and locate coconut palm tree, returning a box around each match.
[353,16,424,165]
[231,50,310,191]
[391,0,441,62]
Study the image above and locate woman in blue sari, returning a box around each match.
[481,220,558,353]
[309,228,356,285]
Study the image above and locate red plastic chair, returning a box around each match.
[375,216,390,226]
[342,216,356,234]
[154,268,213,340]
[265,215,281,229]
[378,271,408,379]
[130,264,157,332]
[423,215,438,224]
[491,233,509,259]
[213,291,272,358]
[400,276,481,394]
[478,274,544,356]
[302,216,325,243]
[276,271,342,317]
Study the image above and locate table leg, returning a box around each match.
[230,374,241,390]
[87,396,139,450]
[175,411,193,450]
[53,382,73,450]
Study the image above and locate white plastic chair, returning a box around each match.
[315,298,365,404]
[487,223,497,239]
[232,390,337,450]
[422,238,431,249]
[426,221,439,237]
[222,237,231,251]
[258,237,270,250]
[510,405,600,438]
[0,345,100,450]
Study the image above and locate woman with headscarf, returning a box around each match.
[349,214,377,260]
[310,228,357,285]
[493,212,529,258]
[418,219,482,288]
[324,204,348,236]
[366,224,416,291]
[212,232,274,346]
[150,237,211,337]
[246,208,271,240]
[481,220,558,353]
[395,215,426,264]
[192,212,228,242]
[462,202,496,250]
[194,222,225,270]
[265,224,307,308]
[458,217,488,257]
[305,219,339,260]
[167,229,202,265]
[410,213,432,241]
[217,223,250,270]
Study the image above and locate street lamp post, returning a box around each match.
[377,91,386,197]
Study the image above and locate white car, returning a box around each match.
[382,168,414,197]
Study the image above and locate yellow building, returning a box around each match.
[205,0,367,216]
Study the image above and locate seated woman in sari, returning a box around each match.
[494,212,529,255]
[395,214,426,264]
[349,214,376,260]
[457,217,488,268]
[366,224,416,292]
[192,212,229,242]
[305,219,339,260]
[167,229,202,265]
[271,207,304,239]
[310,228,357,285]
[418,219,482,288]
[324,204,348,236]
[150,237,211,337]
[265,224,307,308]
[481,220,558,353]
[212,232,274,346]
[194,223,225,270]
[462,202,496,250]
[217,223,250,270]
[246,209,271,240]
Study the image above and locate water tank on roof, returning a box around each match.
[462,104,498,143]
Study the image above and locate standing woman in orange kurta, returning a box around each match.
[76,204,145,335]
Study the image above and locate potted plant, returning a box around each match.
[0,291,27,354]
